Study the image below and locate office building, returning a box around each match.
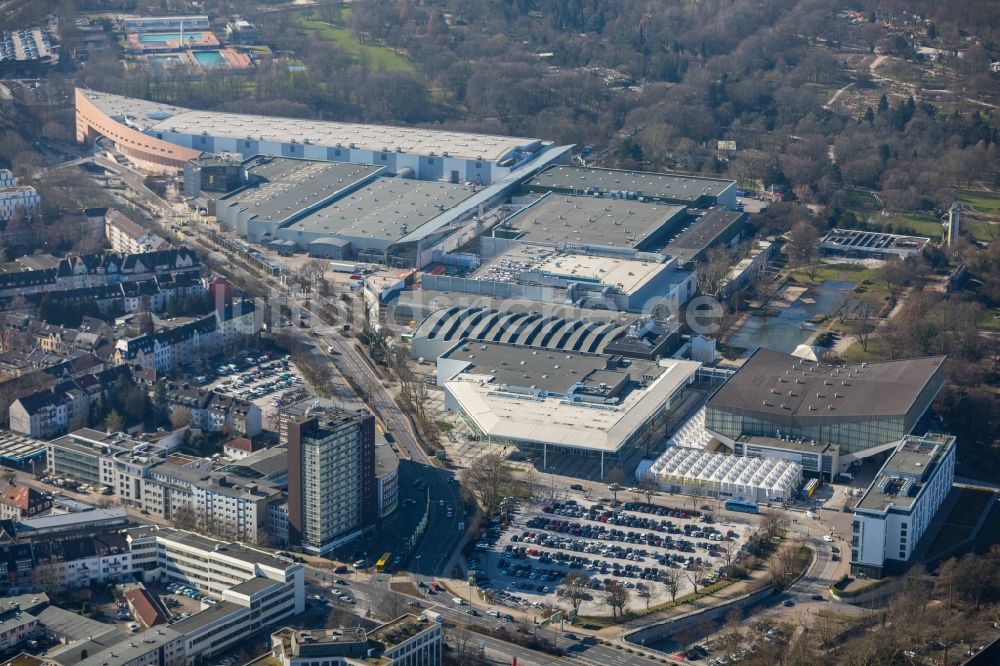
[267,616,442,666]
[0,170,39,223]
[286,411,376,556]
[704,348,947,466]
[76,88,548,179]
[851,433,956,578]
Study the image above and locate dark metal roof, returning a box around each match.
[707,348,946,423]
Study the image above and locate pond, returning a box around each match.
[726,280,854,355]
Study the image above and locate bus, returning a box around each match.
[803,479,819,497]
[375,552,392,573]
[724,499,759,514]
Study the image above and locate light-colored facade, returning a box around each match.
[268,618,442,666]
[851,434,955,579]
[287,413,376,556]
[114,301,260,373]
[126,525,304,612]
[105,210,168,254]
[76,88,547,180]
[375,444,399,519]
[0,186,39,222]
[645,447,802,503]
[140,461,280,543]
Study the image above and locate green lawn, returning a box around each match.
[299,19,413,72]
[959,189,1000,215]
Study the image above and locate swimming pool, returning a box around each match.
[193,50,227,67]
[138,32,205,43]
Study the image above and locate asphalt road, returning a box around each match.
[66,156,468,576]
[309,324,465,577]
[306,565,661,666]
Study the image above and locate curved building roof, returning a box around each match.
[412,306,629,356]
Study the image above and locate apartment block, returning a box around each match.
[286,411,376,556]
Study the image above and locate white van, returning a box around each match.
[451,597,464,605]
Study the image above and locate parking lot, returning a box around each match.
[201,352,306,428]
[470,497,756,615]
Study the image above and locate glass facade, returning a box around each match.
[707,410,907,455]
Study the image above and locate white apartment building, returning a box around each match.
[0,169,39,225]
[139,460,281,543]
[105,210,168,254]
[851,433,956,579]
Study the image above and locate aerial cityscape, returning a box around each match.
[0,1,994,665]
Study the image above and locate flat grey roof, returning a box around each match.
[227,577,284,596]
[81,89,543,162]
[737,434,838,455]
[73,627,184,666]
[218,158,382,225]
[857,434,954,512]
[19,508,128,532]
[501,193,685,248]
[129,526,293,570]
[284,178,475,242]
[707,348,946,422]
[664,208,746,261]
[526,166,735,203]
[440,340,614,394]
[0,431,45,461]
[375,444,398,477]
[167,601,243,634]
[146,460,280,500]
[35,605,118,641]
[820,228,931,255]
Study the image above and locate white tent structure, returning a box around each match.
[646,446,802,503]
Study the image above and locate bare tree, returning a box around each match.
[936,557,958,611]
[720,539,739,575]
[560,573,590,612]
[787,221,820,278]
[171,505,198,531]
[605,467,626,502]
[696,245,733,297]
[638,474,659,506]
[854,295,880,352]
[603,581,629,619]
[375,590,407,621]
[686,562,705,595]
[662,568,681,604]
[447,627,486,666]
[170,406,192,430]
[462,453,513,517]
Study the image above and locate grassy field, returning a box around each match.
[843,189,997,242]
[925,488,995,560]
[959,189,1000,215]
[299,18,413,72]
